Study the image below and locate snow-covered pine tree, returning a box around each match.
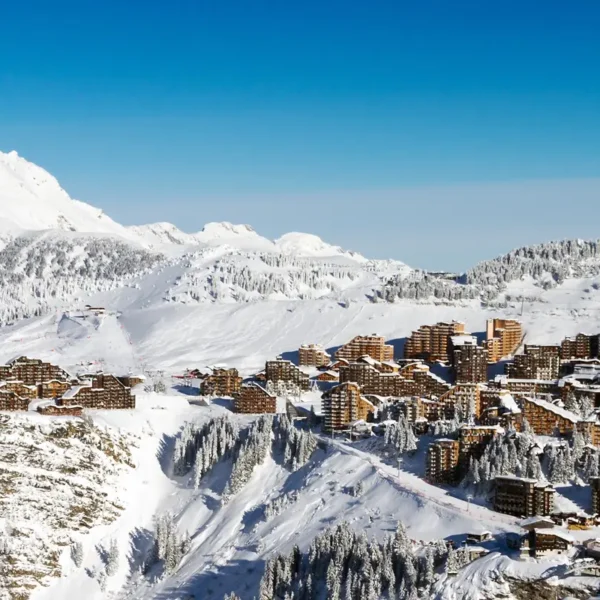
[105,538,119,577]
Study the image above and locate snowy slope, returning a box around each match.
[0,151,135,240]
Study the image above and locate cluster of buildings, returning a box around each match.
[0,355,136,414]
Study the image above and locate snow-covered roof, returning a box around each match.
[62,384,92,399]
[357,355,381,366]
[534,529,574,543]
[451,335,478,346]
[499,392,521,414]
[523,396,580,423]
[520,516,554,528]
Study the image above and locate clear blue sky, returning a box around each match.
[1,0,599,270]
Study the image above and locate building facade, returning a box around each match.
[451,337,488,384]
[486,319,523,363]
[234,382,277,414]
[426,439,460,484]
[321,382,375,432]
[334,335,394,363]
[494,476,555,517]
[298,344,331,368]
[521,396,578,436]
[404,321,466,363]
[265,359,310,390]
[507,345,561,381]
[200,368,243,396]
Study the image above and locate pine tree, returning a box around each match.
[70,541,84,568]
[105,539,119,576]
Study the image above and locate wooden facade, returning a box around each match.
[0,390,29,411]
[321,382,375,432]
[494,476,554,517]
[200,368,243,397]
[265,359,310,390]
[334,335,394,363]
[298,344,330,368]
[451,338,488,384]
[404,321,465,362]
[426,439,460,484]
[486,319,523,363]
[561,333,600,360]
[234,383,277,414]
[37,403,84,417]
[507,345,561,381]
[521,396,578,436]
[3,356,73,386]
[39,379,72,399]
[60,374,134,409]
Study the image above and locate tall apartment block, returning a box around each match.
[494,476,555,517]
[486,319,523,363]
[506,345,561,380]
[200,368,243,396]
[451,336,488,384]
[321,382,375,432]
[561,333,600,360]
[335,335,394,363]
[426,439,460,484]
[298,344,331,368]
[265,358,310,390]
[404,321,466,363]
[234,382,277,414]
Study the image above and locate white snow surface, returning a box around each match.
[0,150,136,240]
[0,152,600,599]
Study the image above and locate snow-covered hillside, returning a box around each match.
[0,151,136,239]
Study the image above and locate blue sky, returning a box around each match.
[1,1,599,270]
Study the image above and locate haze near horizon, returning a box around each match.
[1,0,598,270]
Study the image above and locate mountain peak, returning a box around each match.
[0,150,136,241]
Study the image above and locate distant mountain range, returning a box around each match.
[0,149,598,324]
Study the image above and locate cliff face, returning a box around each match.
[0,414,134,599]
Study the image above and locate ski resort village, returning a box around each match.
[2,150,600,600]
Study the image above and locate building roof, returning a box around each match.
[520,516,555,528]
[523,396,580,424]
[534,529,574,543]
[451,335,478,346]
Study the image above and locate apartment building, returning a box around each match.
[459,425,503,461]
[334,335,394,363]
[265,359,310,391]
[507,345,561,381]
[521,396,579,436]
[491,375,559,397]
[486,319,523,363]
[59,374,135,409]
[404,321,466,362]
[0,390,29,411]
[426,439,460,484]
[338,363,403,396]
[234,382,277,414]
[408,364,452,398]
[321,382,375,432]
[561,333,600,360]
[438,384,482,420]
[478,388,522,428]
[591,477,600,515]
[494,476,555,517]
[576,419,600,447]
[200,367,243,396]
[0,356,73,386]
[451,336,488,384]
[298,344,331,368]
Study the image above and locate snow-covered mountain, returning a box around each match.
[0,151,137,240]
[1,150,600,325]
[2,153,600,600]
